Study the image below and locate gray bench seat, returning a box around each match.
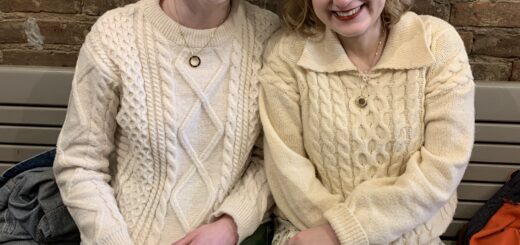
[1,65,519,242]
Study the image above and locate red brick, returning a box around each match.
[2,49,78,67]
[0,21,26,43]
[452,2,520,27]
[470,61,512,81]
[83,0,138,15]
[473,33,520,58]
[38,21,94,45]
[457,31,473,54]
[0,0,8,12]
[412,0,450,21]
[0,0,81,14]
[512,61,520,81]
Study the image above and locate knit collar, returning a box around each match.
[297,12,435,73]
[140,0,243,47]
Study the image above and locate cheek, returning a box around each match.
[358,1,383,24]
[371,0,386,14]
[312,0,331,22]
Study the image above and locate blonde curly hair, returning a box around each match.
[281,0,415,36]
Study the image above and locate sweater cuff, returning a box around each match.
[324,204,369,245]
[98,226,134,245]
[212,201,260,243]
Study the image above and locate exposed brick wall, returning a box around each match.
[412,0,520,81]
[0,0,135,66]
[0,0,518,81]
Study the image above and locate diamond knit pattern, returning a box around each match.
[170,47,228,230]
[53,1,280,244]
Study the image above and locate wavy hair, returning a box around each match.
[281,0,415,36]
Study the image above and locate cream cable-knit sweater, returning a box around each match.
[53,0,279,244]
[259,12,474,245]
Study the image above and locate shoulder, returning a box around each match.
[394,12,466,68]
[242,2,281,42]
[418,14,458,38]
[82,3,140,75]
[263,28,306,66]
[87,3,140,43]
[413,14,473,97]
[416,13,465,55]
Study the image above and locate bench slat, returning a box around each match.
[475,123,520,144]
[476,82,520,122]
[454,201,484,219]
[0,106,67,126]
[457,182,501,201]
[442,240,457,245]
[0,163,14,174]
[443,220,467,238]
[0,126,61,145]
[471,144,520,164]
[463,163,520,182]
[0,144,53,162]
[0,66,73,106]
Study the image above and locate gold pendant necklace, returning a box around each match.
[174,0,230,68]
[188,55,201,68]
[356,74,370,108]
[356,26,387,109]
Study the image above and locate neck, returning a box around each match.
[338,19,385,72]
[161,0,231,29]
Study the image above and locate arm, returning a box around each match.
[53,38,132,244]
[258,37,343,232]
[210,136,274,243]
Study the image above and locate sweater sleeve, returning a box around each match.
[53,38,133,245]
[259,34,344,233]
[210,136,273,243]
[322,27,475,244]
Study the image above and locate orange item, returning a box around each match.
[470,202,520,244]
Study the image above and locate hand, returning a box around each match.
[172,215,238,245]
[288,223,340,245]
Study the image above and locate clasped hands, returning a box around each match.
[172,215,238,245]
[172,216,340,245]
[287,223,340,245]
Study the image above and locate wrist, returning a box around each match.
[217,214,238,242]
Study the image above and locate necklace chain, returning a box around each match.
[361,26,386,74]
[356,26,387,108]
[174,0,231,67]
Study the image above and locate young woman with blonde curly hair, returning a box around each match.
[259,0,475,244]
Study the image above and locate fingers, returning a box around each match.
[288,238,295,245]
[288,233,300,245]
[172,231,196,245]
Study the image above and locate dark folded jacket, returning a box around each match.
[0,150,80,244]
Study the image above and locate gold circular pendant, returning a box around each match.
[189,56,201,68]
[356,96,368,108]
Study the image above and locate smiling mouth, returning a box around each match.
[334,4,365,20]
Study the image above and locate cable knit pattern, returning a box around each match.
[53,0,280,244]
[259,12,474,245]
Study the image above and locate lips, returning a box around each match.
[334,4,365,21]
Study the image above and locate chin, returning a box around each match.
[331,23,371,38]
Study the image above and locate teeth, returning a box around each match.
[337,6,361,17]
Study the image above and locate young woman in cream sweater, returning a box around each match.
[53,0,279,244]
[259,0,474,244]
